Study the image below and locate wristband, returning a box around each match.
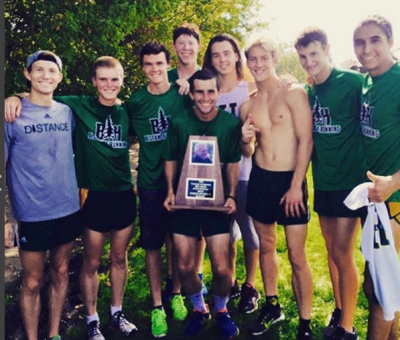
[226,195,236,202]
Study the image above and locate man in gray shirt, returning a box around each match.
[5,50,81,340]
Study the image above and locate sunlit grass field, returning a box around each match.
[67,171,369,339]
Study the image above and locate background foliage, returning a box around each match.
[5,0,266,98]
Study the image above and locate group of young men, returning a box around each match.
[4,15,400,340]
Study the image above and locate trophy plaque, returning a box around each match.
[171,135,229,211]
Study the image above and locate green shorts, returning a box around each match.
[172,210,231,238]
[18,211,82,252]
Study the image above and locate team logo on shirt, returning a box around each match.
[374,217,390,249]
[312,96,341,134]
[219,102,238,116]
[144,107,171,142]
[88,115,128,148]
[360,95,380,139]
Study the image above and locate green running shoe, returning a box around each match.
[171,294,188,321]
[151,308,168,338]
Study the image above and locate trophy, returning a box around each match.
[171,135,229,211]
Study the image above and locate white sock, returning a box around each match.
[111,305,122,316]
[86,312,99,325]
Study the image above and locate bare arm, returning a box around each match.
[239,101,257,158]
[5,93,28,122]
[280,86,313,218]
[224,162,240,214]
[163,160,178,211]
[367,170,400,202]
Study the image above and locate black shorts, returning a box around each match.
[81,189,137,232]
[246,165,310,226]
[18,211,82,252]
[314,189,365,218]
[138,188,172,250]
[172,210,231,238]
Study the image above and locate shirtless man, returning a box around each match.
[241,39,314,340]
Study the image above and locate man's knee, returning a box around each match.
[288,247,307,271]
[110,251,128,269]
[22,276,42,296]
[212,263,230,281]
[83,255,101,274]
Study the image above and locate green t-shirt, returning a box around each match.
[164,107,242,186]
[305,68,366,191]
[124,85,192,189]
[361,62,400,202]
[167,66,201,84]
[56,96,133,191]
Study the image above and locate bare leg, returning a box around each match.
[321,217,360,331]
[243,247,259,286]
[19,250,46,340]
[366,218,400,340]
[206,234,231,297]
[79,227,106,316]
[173,234,201,296]
[253,220,278,296]
[146,249,163,306]
[284,224,313,319]
[229,241,237,285]
[319,215,341,309]
[195,237,206,275]
[109,224,133,307]
[47,240,76,337]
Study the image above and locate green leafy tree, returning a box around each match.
[276,43,308,84]
[5,0,266,98]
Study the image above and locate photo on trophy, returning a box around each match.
[190,139,215,166]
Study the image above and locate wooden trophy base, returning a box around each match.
[169,205,230,212]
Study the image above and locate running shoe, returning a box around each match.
[46,336,61,340]
[109,311,138,336]
[238,283,261,314]
[185,305,211,337]
[297,323,314,340]
[333,326,359,340]
[229,279,240,299]
[151,308,168,338]
[86,321,105,340]
[215,310,239,339]
[323,308,341,340]
[171,294,188,321]
[249,303,285,335]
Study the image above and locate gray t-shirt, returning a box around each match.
[5,98,79,222]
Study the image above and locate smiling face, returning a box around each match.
[173,34,200,66]
[246,45,277,82]
[24,60,63,95]
[92,66,123,106]
[296,41,331,83]
[142,52,170,86]
[190,78,220,120]
[353,23,394,77]
[210,40,239,77]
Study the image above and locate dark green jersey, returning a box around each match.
[125,85,192,189]
[55,96,133,191]
[164,107,242,185]
[305,68,366,191]
[360,62,400,202]
[168,68,180,84]
[168,66,201,84]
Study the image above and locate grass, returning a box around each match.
[67,171,370,339]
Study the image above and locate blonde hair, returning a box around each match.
[245,38,279,59]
